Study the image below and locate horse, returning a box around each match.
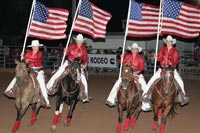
[10,60,45,132]
[116,65,142,133]
[151,66,178,133]
[50,60,81,132]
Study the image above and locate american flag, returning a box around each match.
[161,0,200,39]
[28,1,69,40]
[127,0,160,37]
[73,0,112,39]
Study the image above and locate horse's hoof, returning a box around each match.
[64,118,71,126]
[152,130,157,133]
[51,125,57,133]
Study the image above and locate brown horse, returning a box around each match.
[116,65,142,133]
[151,67,178,133]
[10,60,44,132]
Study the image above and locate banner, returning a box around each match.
[88,54,117,68]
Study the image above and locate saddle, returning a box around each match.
[29,71,40,91]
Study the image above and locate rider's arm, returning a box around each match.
[82,46,88,67]
[170,49,179,68]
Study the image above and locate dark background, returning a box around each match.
[0,0,199,45]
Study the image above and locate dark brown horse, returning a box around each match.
[50,60,81,133]
[11,60,44,132]
[151,67,178,133]
[116,65,142,133]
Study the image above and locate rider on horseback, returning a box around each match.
[47,34,89,103]
[4,40,51,108]
[142,35,189,110]
[106,43,150,109]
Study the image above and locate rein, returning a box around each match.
[61,79,79,98]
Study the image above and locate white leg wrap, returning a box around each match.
[5,77,17,92]
[81,73,88,95]
[138,74,147,92]
[37,71,50,105]
[47,60,69,89]
[55,111,59,115]
[174,69,185,95]
[143,68,161,95]
[59,103,64,113]
[106,78,121,104]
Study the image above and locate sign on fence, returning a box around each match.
[88,54,117,68]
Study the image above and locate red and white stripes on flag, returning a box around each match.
[127,0,160,37]
[73,0,112,39]
[161,0,200,39]
[28,1,69,40]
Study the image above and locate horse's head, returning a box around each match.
[161,66,175,94]
[69,60,82,83]
[121,65,134,90]
[15,59,29,78]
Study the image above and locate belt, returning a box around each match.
[30,66,43,72]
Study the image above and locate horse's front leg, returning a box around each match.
[116,104,123,133]
[12,108,21,133]
[152,105,161,133]
[124,107,134,131]
[51,95,63,132]
[130,103,142,129]
[64,98,78,126]
[12,102,29,132]
[159,105,172,133]
[29,103,38,126]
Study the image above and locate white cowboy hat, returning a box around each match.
[127,43,142,52]
[73,34,86,41]
[27,40,43,47]
[163,35,176,44]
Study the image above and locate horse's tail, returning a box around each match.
[168,103,178,119]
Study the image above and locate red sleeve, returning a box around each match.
[64,44,73,56]
[82,46,88,65]
[122,54,130,64]
[24,50,31,59]
[134,55,144,72]
[171,49,179,67]
[157,47,165,62]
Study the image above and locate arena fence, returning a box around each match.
[0,45,200,75]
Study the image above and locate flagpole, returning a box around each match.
[153,0,163,74]
[118,0,132,78]
[61,0,82,65]
[21,0,36,55]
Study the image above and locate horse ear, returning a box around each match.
[14,59,20,64]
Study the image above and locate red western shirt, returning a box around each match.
[65,43,88,65]
[122,53,144,72]
[157,46,179,67]
[24,50,43,68]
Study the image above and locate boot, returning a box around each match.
[4,85,17,98]
[178,91,189,106]
[38,98,51,108]
[142,93,151,103]
[180,96,189,106]
[81,92,89,103]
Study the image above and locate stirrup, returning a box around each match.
[142,94,150,103]
[4,90,16,98]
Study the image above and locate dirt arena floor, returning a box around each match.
[0,69,199,133]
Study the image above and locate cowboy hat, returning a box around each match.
[163,35,176,44]
[127,43,142,52]
[27,40,43,47]
[73,34,86,41]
